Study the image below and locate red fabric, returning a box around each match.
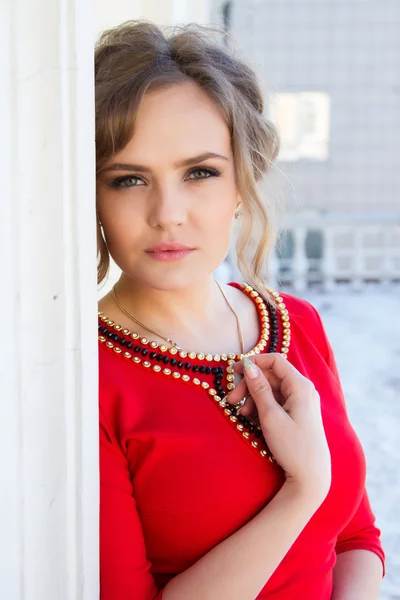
[99,284,385,599]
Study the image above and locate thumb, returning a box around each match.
[242,356,279,418]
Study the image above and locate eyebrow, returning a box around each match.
[102,152,230,173]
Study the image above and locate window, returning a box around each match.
[269,92,331,161]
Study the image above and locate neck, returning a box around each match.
[114,274,230,339]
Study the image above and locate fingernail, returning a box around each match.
[243,356,259,380]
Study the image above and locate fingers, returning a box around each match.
[233,353,313,403]
[236,356,281,420]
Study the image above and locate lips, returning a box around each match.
[145,242,194,253]
[144,242,195,262]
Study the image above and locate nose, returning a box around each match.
[147,182,187,230]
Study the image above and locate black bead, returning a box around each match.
[119,338,126,346]
[218,367,224,374]
[126,341,133,349]
[112,334,120,342]
[162,356,169,364]
[184,362,191,370]
[249,425,255,433]
[205,366,212,375]
[177,361,184,369]
[192,365,199,372]
[211,367,219,375]
[134,345,141,353]
[156,353,163,361]
[255,429,262,438]
[170,358,177,366]
[107,331,114,339]
[199,366,206,373]
[150,351,157,359]
[101,326,108,335]
[141,348,148,356]
[98,324,102,330]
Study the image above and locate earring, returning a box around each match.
[234,210,240,219]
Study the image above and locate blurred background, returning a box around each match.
[96,2,400,598]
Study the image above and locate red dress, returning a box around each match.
[99,283,385,599]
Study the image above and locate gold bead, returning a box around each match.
[201,382,210,389]
[281,348,289,354]
[193,378,201,385]
[224,408,232,416]
[205,354,213,362]
[114,324,122,330]
[219,400,227,407]
[106,320,114,326]
[133,357,141,363]
[179,351,187,358]
[214,354,221,362]
[230,416,238,422]
[141,337,148,344]
[143,361,151,368]
[98,336,106,343]
[131,332,139,339]
[163,368,171,375]
[209,389,217,396]
[160,344,167,352]
[172,372,181,379]
[228,353,236,360]
[282,341,290,347]
[226,366,234,374]
[153,365,161,372]
[251,441,259,448]
[189,352,197,359]
[113,347,122,354]
[182,375,190,382]
[221,354,228,361]
[260,450,268,457]
[242,432,250,439]
[150,341,158,348]
[227,383,235,391]
[123,352,132,358]
[214,395,221,402]
[106,341,113,348]
[255,297,263,303]
[197,353,205,360]
[122,329,130,335]
[226,374,234,382]
[237,424,244,431]
[169,347,178,354]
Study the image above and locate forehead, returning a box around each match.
[116,82,232,163]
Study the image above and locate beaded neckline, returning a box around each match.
[98,283,291,464]
[98,282,287,363]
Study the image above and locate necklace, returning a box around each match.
[111,280,245,356]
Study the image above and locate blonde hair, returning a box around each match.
[95,20,281,307]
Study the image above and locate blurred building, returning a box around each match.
[219,0,400,290]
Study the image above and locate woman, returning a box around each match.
[96,21,385,599]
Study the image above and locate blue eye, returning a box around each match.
[108,176,145,189]
[186,167,222,181]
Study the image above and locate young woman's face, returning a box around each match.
[96,81,239,291]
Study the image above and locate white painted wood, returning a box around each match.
[0,0,99,597]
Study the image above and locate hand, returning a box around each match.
[226,354,331,500]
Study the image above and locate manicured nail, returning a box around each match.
[243,356,259,380]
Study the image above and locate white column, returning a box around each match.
[0,0,99,598]
[292,227,308,292]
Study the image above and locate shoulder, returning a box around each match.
[278,291,330,364]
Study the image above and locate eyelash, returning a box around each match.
[108,166,222,189]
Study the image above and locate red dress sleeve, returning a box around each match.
[100,404,164,600]
[306,301,386,577]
